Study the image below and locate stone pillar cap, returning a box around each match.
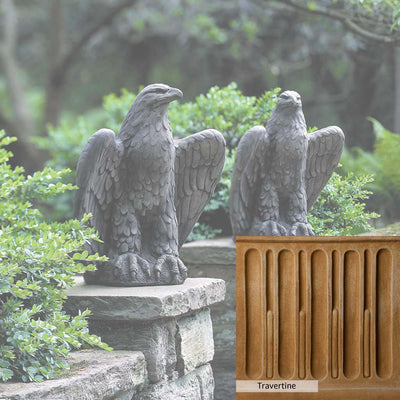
[180,237,235,265]
[65,277,225,321]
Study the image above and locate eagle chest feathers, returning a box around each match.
[123,122,175,215]
[268,116,308,189]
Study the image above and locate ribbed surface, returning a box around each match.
[236,237,399,386]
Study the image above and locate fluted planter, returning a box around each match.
[236,236,400,400]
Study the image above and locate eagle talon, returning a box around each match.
[153,254,187,285]
[129,266,137,280]
[170,273,180,285]
[154,255,165,281]
[256,220,287,236]
[154,270,161,281]
[112,253,150,283]
[289,222,314,236]
[178,258,187,276]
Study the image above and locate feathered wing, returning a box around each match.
[306,126,345,211]
[229,126,267,236]
[73,128,123,253]
[174,129,225,247]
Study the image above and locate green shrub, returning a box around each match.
[0,133,111,383]
[169,83,281,149]
[340,118,400,222]
[308,171,379,235]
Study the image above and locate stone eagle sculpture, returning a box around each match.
[74,83,225,286]
[230,90,344,237]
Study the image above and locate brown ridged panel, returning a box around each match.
[236,236,400,399]
[363,250,372,378]
[299,310,306,379]
[311,250,328,379]
[331,250,340,379]
[278,250,295,378]
[343,250,361,379]
[245,249,263,378]
[363,310,371,378]
[267,310,274,378]
[332,308,339,379]
[266,250,274,378]
[376,249,393,378]
[298,251,306,379]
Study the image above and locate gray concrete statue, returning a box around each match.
[230,90,344,237]
[74,84,225,286]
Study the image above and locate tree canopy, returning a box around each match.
[0,0,398,170]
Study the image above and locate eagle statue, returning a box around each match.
[230,90,344,237]
[74,84,225,286]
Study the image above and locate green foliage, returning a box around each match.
[351,0,400,25]
[169,83,281,150]
[340,118,400,221]
[102,89,138,132]
[187,223,222,242]
[371,118,400,189]
[0,132,111,383]
[308,171,379,235]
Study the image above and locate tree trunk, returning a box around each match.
[342,44,382,150]
[43,0,66,129]
[42,0,139,131]
[0,0,44,172]
[394,46,400,133]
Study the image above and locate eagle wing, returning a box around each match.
[73,128,123,253]
[306,126,345,211]
[174,129,225,247]
[229,126,267,236]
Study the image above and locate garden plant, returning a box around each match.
[0,132,111,383]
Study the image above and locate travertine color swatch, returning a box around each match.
[236,236,400,399]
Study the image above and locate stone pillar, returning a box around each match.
[180,238,236,400]
[65,277,225,400]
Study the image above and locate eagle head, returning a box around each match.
[119,84,183,138]
[136,84,183,109]
[277,90,302,109]
[267,89,306,130]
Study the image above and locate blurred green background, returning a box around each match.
[1,0,400,234]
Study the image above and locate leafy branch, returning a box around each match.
[266,0,400,44]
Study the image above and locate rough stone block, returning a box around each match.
[89,308,215,383]
[177,309,214,375]
[65,277,225,386]
[0,350,146,400]
[65,277,225,321]
[136,364,214,400]
[181,238,236,400]
[89,318,178,384]
[180,237,235,266]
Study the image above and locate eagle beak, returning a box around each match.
[288,97,301,107]
[166,87,183,101]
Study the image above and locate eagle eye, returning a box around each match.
[151,87,167,94]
